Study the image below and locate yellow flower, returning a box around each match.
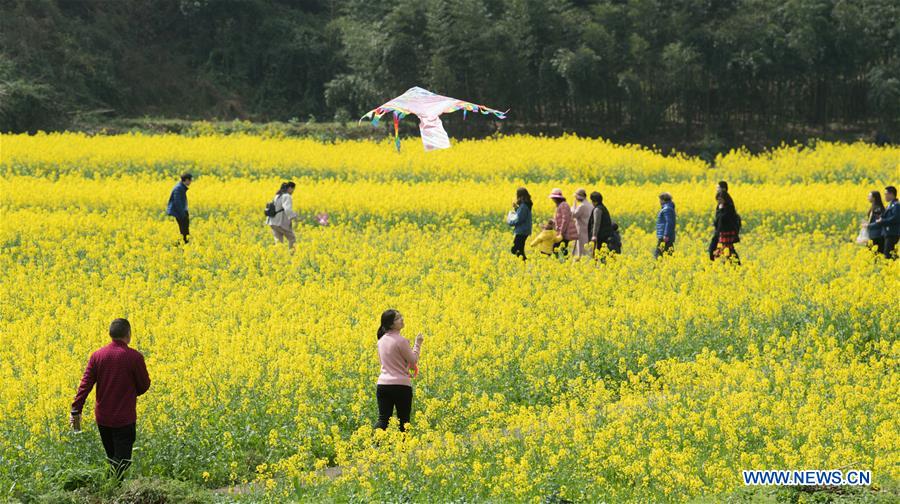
[1,132,897,501]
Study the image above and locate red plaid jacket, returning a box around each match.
[555,201,578,241]
[71,340,151,427]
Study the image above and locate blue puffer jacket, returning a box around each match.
[870,200,900,237]
[656,201,676,241]
[166,182,189,218]
[509,202,533,236]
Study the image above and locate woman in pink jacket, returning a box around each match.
[549,188,578,258]
[375,309,424,431]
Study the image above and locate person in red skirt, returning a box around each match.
[712,190,741,264]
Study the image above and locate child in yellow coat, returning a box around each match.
[529,220,563,256]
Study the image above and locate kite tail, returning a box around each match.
[393,111,400,152]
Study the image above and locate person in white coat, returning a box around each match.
[571,188,594,258]
[266,181,298,250]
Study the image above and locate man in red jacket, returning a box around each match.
[70,318,151,479]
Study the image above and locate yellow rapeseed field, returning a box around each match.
[1,133,898,502]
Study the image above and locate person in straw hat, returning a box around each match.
[549,188,578,258]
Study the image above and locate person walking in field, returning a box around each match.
[607,222,623,254]
[865,186,899,259]
[166,173,192,243]
[711,191,741,264]
[70,319,151,481]
[587,191,614,258]
[507,187,533,260]
[266,181,298,251]
[708,181,736,260]
[549,188,577,258]
[655,192,676,258]
[571,188,594,259]
[864,190,886,255]
[376,310,423,432]
[530,219,563,257]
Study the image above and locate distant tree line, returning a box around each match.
[2,0,898,149]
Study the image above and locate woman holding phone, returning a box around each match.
[375,309,424,431]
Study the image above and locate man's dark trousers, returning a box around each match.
[175,212,190,243]
[98,423,136,479]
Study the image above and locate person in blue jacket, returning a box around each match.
[655,192,676,258]
[166,173,193,243]
[866,186,899,259]
[508,187,533,260]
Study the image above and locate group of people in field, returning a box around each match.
[510,187,623,261]
[69,311,424,480]
[506,182,900,262]
[165,174,307,251]
[507,181,744,263]
[165,173,899,262]
[67,178,899,482]
[862,186,900,259]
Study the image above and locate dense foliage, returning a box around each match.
[2,0,899,146]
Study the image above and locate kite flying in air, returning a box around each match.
[360,87,507,152]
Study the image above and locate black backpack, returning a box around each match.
[264,195,284,218]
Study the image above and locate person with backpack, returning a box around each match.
[711,191,741,264]
[70,319,151,481]
[376,310,424,432]
[655,192,676,259]
[266,181,298,251]
[166,173,193,243]
[865,186,900,259]
[588,191,614,258]
[507,187,533,260]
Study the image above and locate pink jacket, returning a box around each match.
[377,331,421,386]
[555,201,578,241]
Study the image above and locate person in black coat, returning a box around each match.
[709,181,739,261]
[587,191,615,257]
[711,191,741,264]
